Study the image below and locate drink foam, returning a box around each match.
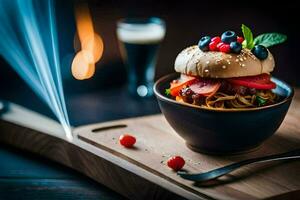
[117,23,166,44]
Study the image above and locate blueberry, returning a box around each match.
[251,45,268,60]
[230,41,242,54]
[221,31,237,44]
[198,36,211,51]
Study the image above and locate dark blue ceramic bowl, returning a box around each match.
[154,73,294,154]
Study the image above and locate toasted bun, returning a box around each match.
[174,45,275,78]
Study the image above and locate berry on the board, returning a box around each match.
[251,45,269,60]
[237,36,244,43]
[221,31,237,44]
[219,43,231,53]
[230,41,242,54]
[119,134,136,148]
[167,156,185,171]
[198,36,211,51]
[209,41,219,51]
[211,36,221,43]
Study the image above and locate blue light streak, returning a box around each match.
[0,0,71,140]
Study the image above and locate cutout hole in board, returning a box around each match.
[92,124,127,133]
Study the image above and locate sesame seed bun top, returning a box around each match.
[174,45,275,78]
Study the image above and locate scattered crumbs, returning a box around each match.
[184,158,202,166]
[145,149,148,152]
[239,58,244,62]
[235,59,239,62]
[228,55,232,59]
[160,161,164,164]
[112,137,115,140]
[242,64,246,67]
[206,61,210,64]
[162,154,173,159]
[222,65,226,69]
[204,69,209,73]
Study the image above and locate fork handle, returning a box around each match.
[178,149,300,182]
[237,149,300,167]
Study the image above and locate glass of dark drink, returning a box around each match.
[117,17,166,97]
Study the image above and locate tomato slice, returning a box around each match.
[189,79,221,96]
[169,75,196,96]
[228,74,276,90]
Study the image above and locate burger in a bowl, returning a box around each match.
[154,24,293,154]
[166,25,286,109]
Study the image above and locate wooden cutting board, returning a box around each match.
[1,90,300,200]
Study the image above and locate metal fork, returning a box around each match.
[177,149,300,182]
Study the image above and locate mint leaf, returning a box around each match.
[254,33,287,47]
[256,95,267,106]
[241,24,254,49]
[165,88,171,95]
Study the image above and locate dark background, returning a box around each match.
[0,0,299,199]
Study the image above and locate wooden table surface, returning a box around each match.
[0,145,124,200]
[0,85,160,200]
[1,88,299,199]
